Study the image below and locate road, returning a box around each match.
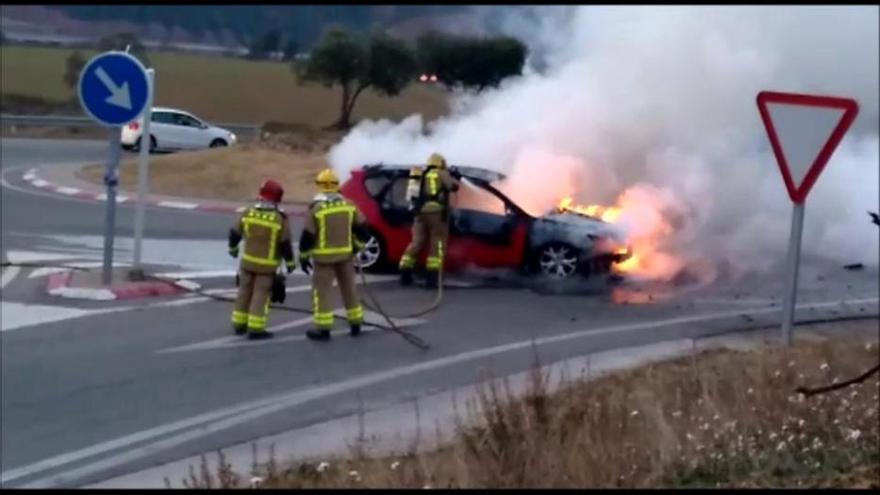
[1,138,878,488]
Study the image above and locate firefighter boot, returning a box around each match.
[233,325,247,336]
[425,271,439,290]
[349,323,362,337]
[306,329,331,341]
[247,330,274,340]
[399,269,414,286]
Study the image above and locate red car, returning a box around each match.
[340,164,631,279]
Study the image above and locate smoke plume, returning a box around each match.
[329,6,880,282]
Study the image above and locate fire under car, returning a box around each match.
[340,164,633,279]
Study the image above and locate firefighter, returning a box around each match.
[398,153,461,289]
[298,168,370,341]
[229,179,296,339]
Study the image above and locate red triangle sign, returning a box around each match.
[756,91,859,204]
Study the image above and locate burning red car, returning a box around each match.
[340,164,632,279]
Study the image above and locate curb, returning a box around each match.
[45,269,197,301]
[21,167,306,217]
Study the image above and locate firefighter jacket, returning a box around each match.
[417,166,459,214]
[229,202,295,274]
[299,193,369,264]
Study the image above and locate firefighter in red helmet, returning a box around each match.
[228,179,296,339]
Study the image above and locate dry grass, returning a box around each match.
[1,46,449,125]
[170,319,880,489]
[78,142,331,204]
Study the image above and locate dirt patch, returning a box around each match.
[78,141,330,204]
[171,318,880,489]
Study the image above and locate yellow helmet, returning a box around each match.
[427,153,447,169]
[315,168,340,193]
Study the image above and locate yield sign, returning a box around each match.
[756,91,859,204]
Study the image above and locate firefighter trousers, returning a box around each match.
[312,259,364,330]
[231,269,274,334]
[399,211,447,272]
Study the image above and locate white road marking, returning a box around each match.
[31,179,49,188]
[47,286,116,301]
[6,250,84,264]
[157,201,198,210]
[694,297,778,306]
[95,194,129,203]
[29,261,131,279]
[22,172,36,181]
[0,302,133,332]
[55,187,81,195]
[6,296,878,487]
[153,269,238,280]
[157,317,315,354]
[1,266,22,290]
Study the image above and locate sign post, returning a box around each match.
[78,51,150,285]
[756,91,859,346]
[132,68,155,272]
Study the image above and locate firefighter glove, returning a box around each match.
[285,260,296,274]
[228,246,239,258]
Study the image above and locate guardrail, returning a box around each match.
[0,114,262,135]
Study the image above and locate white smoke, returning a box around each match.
[329,6,880,278]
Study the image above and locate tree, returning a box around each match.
[282,39,300,61]
[248,29,281,59]
[62,51,87,91]
[97,32,151,67]
[297,27,417,130]
[416,32,527,92]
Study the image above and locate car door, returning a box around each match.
[149,111,181,150]
[171,113,210,150]
[446,180,529,271]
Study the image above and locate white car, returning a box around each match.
[121,107,238,153]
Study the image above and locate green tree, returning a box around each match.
[62,51,87,92]
[248,28,281,59]
[297,27,417,130]
[97,32,151,67]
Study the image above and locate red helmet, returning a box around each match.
[258,179,284,203]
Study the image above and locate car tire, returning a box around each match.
[209,139,228,148]
[532,242,580,279]
[134,135,158,154]
[354,228,389,273]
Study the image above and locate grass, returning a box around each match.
[168,319,880,489]
[0,45,449,125]
[78,141,331,205]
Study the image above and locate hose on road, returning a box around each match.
[0,261,430,351]
[359,266,444,319]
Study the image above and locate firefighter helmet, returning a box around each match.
[427,153,447,169]
[258,179,284,203]
[316,168,340,193]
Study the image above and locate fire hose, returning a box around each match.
[0,261,430,351]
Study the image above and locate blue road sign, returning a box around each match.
[78,51,149,127]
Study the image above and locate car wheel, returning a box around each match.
[134,135,158,154]
[536,243,579,279]
[354,229,387,272]
[210,139,228,148]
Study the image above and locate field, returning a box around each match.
[0,45,449,125]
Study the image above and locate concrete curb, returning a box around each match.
[45,269,198,301]
[20,167,306,217]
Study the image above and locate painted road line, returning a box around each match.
[55,187,81,196]
[157,201,199,210]
[6,250,87,265]
[96,194,129,203]
[29,261,132,279]
[31,179,50,188]
[1,266,21,290]
[0,302,136,332]
[153,270,239,280]
[7,296,878,488]
[156,317,315,354]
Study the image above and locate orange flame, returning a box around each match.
[557,197,622,223]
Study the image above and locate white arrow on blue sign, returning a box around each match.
[78,51,150,127]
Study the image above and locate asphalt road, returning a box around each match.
[1,137,878,488]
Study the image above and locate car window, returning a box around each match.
[172,113,202,128]
[387,177,410,209]
[364,176,391,198]
[453,182,506,216]
[150,112,175,124]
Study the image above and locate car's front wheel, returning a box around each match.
[134,135,157,154]
[354,229,387,272]
[534,242,580,279]
[210,139,228,148]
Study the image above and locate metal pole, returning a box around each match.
[102,128,123,285]
[780,202,806,346]
[132,69,155,270]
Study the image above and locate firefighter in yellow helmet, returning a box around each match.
[399,153,461,288]
[229,179,296,339]
[298,168,370,341]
